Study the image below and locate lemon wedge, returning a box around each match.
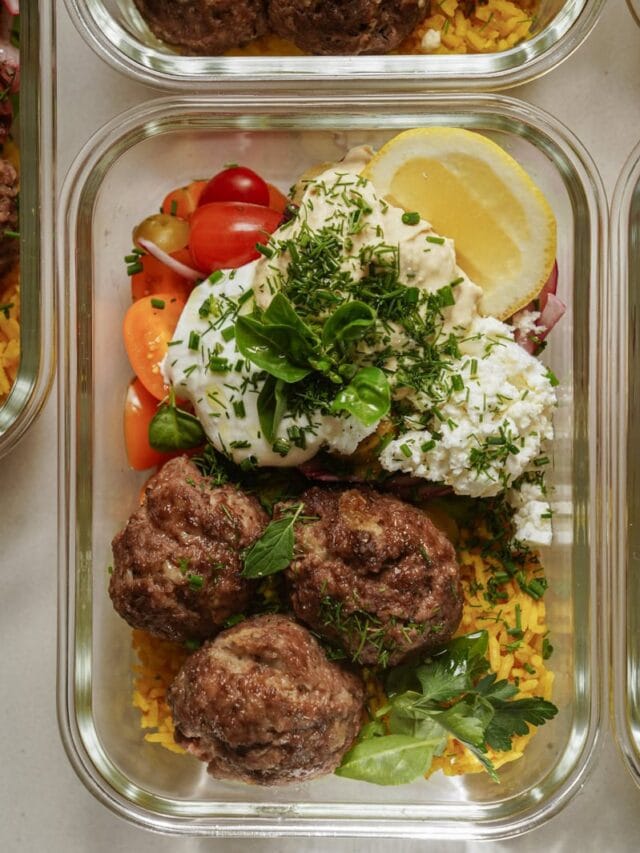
[362,127,557,320]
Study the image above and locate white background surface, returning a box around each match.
[2,0,640,850]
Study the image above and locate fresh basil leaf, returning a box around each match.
[434,694,495,748]
[264,293,318,343]
[484,697,558,753]
[148,402,206,452]
[235,315,312,383]
[335,734,440,786]
[331,366,390,427]
[257,376,289,444]
[322,301,376,349]
[241,505,301,578]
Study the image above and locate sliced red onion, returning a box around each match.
[538,292,566,337]
[136,238,202,282]
[537,260,558,311]
[2,1,19,16]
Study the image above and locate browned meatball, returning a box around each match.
[110,456,268,643]
[168,614,365,784]
[133,0,268,55]
[268,0,428,55]
[283,487,462,666]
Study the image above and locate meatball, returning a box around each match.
[268,0,428,55]
[168,614,365,784]
[110,456,268,642]
[283,487,462,666]
[0,160,18,278]
[133,0,268,55]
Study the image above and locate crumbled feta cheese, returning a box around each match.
[507,481,552,547]
[380,314,556,499]
[420,29,442,52]
[511,308,543,338]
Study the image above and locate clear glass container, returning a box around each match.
[62,0,604,91]
[626,0,640,27]
[0,0,56,458]
[57,93,607,838]
[611,142,640,789]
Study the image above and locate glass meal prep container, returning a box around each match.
[627,0,640,27]
[62,0,604,91]
[57,93,607,839]
[0,0,55,459]
[611,142,640,790]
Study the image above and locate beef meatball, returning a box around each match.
[110,456,268,642]
[133,0,268,55]
[268,0,428,55]
[283,487,462,666]
[0,160,18,278]
[168,614,365,784]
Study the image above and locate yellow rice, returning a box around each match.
[131,524,553,773]
[226,1,538,57]
[0,139,20,404]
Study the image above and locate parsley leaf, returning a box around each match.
[484,697,558,752]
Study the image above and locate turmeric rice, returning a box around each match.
[0,262,19,402]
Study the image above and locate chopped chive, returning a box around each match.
[545,368,560,387]
[399,443,412,458]
[534,455,550,467]
[256,243,274,259]
[221,325,235,342]
[208,270,224,285]
[124,253,139,263]
[426,235,445,245]
[237,289,254,306]
[150,298,165,309]
[229,439,251,449]
[127,261,143,276]
[470,358,478,377]
[421,439,436,453]
[187,573,204,590]
[451,374,464,392]
[3,229,19,238]
[232,400,246,418]
[401,211,420,226]
[437,284,455,307]
[188,331,200,351]
[167,339,183,347]
[208,355,230,373]
[450,276,464,287]
[272,438,291,457]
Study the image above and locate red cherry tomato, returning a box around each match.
[199,166,270,208]
[189,201,282,274]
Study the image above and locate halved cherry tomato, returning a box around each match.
[124,377,176,471]
[267,182,290,215]
[161,180,207,220]
[131,248,196,302]
[189,202,281,274]
[199,165,270,208]
[123,293,186,401]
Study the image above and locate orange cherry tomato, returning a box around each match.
[161,180,208,220]
[123,293,186,401]
[124,378,176,471]
[267,183,290,215]
[130,248,196,302]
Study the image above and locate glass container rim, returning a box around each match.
[0,0,56,458]
[62,0,605,92]
[57,91,608,839]
[610,140,640,789]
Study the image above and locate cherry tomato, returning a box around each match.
[266,182,290,215]
[161,180,207,220]
[199,166,270,208]
[124,378,177,471]
[130,248,196,302]
[123,293,186,400]
[133,213,190,254]
[189,201,281,274]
